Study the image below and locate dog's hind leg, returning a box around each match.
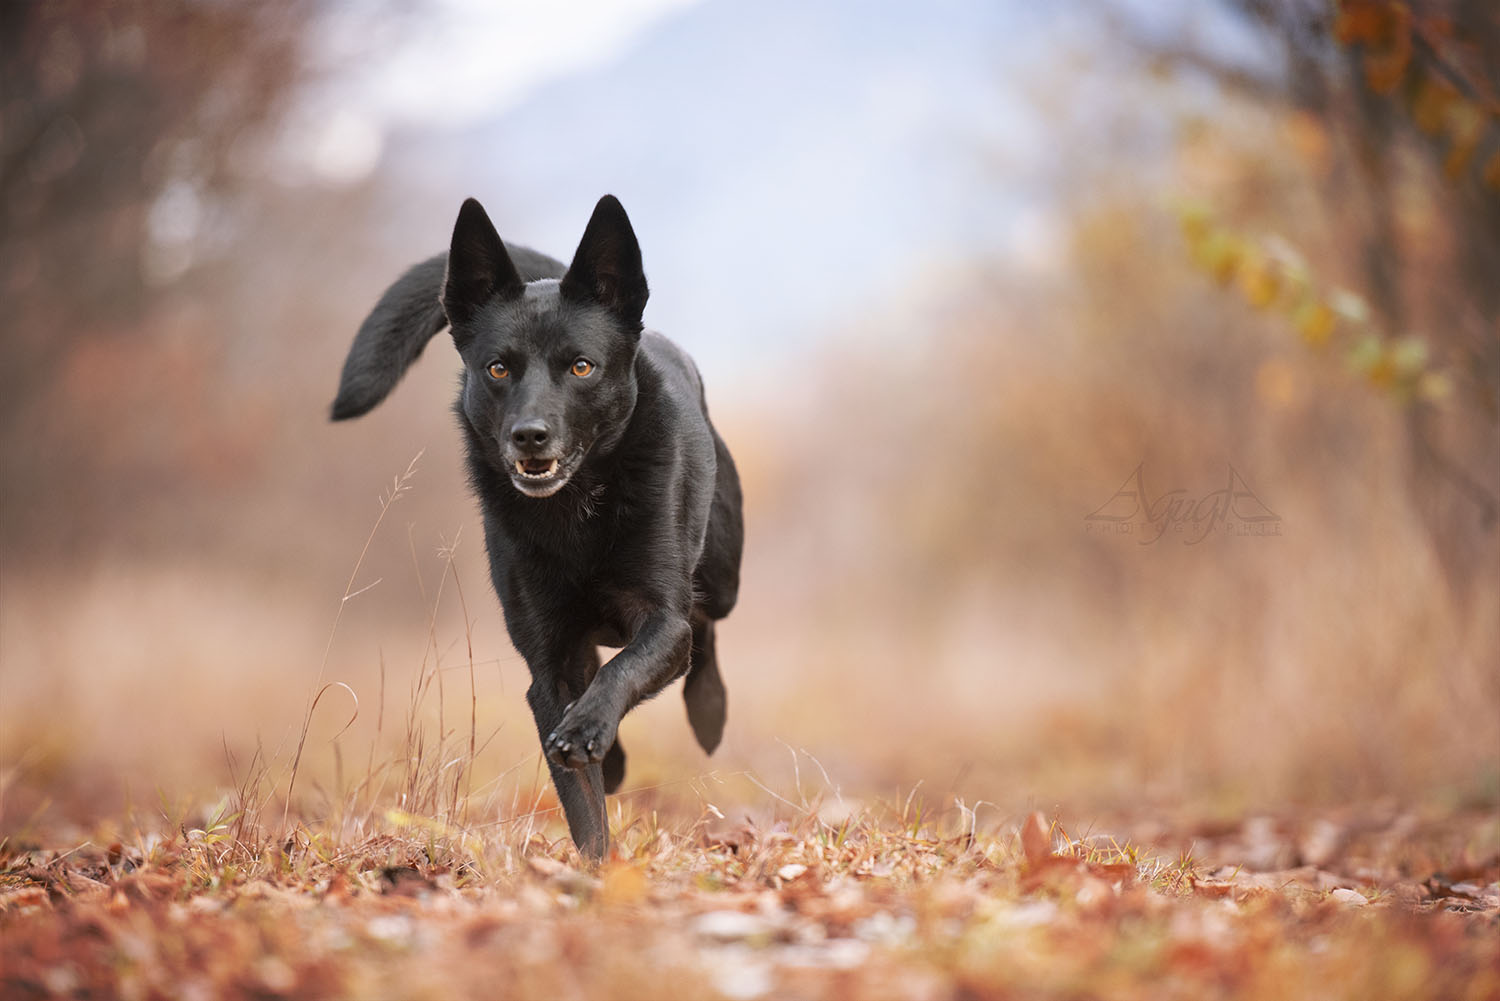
[526,670,608,861]
[602,738,626,794]
[683,616,726,754]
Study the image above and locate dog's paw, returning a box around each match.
[545,708,616,770]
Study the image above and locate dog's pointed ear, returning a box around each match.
[560,195,648,332]
[442,197,523,331]
[331,254,449,421]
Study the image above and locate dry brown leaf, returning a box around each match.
[598,862,648,907]
[1087,861,1137,885]
[0,886,49,912]
[526,855,566,877]
[1190,877,1236,899]
[322,871,353,903]
[1075,877,1115,913]
[1020,812,1052,868]
[379,865,435,897]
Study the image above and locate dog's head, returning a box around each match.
[331,195,649,499]
[444,196,647,497]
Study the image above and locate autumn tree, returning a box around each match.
[0,0,313,557]
[1161,0,1499,606]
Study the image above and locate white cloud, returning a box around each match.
[341,0,705,129]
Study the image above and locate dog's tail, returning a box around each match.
[331,253,449,421]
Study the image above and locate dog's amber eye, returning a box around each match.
[571,358,595,378]
[487,361,508,380]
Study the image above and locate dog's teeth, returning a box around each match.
[515,458,561,479]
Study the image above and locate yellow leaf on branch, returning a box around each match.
[1417,371,1454,401]
[1411,74,1458,134]
[1294,301,1337,347]
[1442,100,1486,179]
[1485,151,1500,191]
[1237,256,1279,309]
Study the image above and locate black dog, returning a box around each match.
[331,195,743,859]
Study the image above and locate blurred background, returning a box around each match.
[2,0,1497,836]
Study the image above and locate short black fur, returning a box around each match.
[331,196,743,860]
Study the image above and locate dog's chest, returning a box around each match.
[492,506,650,630]
[580,564,658,648]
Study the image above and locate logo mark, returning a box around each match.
[1085,463,1281,544]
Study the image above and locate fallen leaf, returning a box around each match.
[1020,812,1052,868]
[1191,877,1236,899]
[693,909,779,942]
[598,862,648,907]
[527,855,566,877]
[380,866,435,897]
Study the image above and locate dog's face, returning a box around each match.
[443,198,649,498]
[452,281,640,497]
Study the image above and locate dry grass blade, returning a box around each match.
[283,452,422,830]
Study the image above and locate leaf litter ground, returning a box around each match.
[3,795,1496,1000]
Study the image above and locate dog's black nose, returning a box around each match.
[511,419,551,451]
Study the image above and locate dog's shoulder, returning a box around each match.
[638,331,707,413]
[631,332,717,525]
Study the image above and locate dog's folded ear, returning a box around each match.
[443,197,524,332]
[330,253,449,421]
[561,195,648,333]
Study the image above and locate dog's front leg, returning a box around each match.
[525,658,608,861]
[544,610,691,770]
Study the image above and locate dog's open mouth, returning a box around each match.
[515,457,560,480]
[506,446,584,498]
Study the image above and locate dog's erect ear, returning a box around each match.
[331,201,569,422]
[560,195,648,331]
[443,197,523,331]
[331,254,449,421]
